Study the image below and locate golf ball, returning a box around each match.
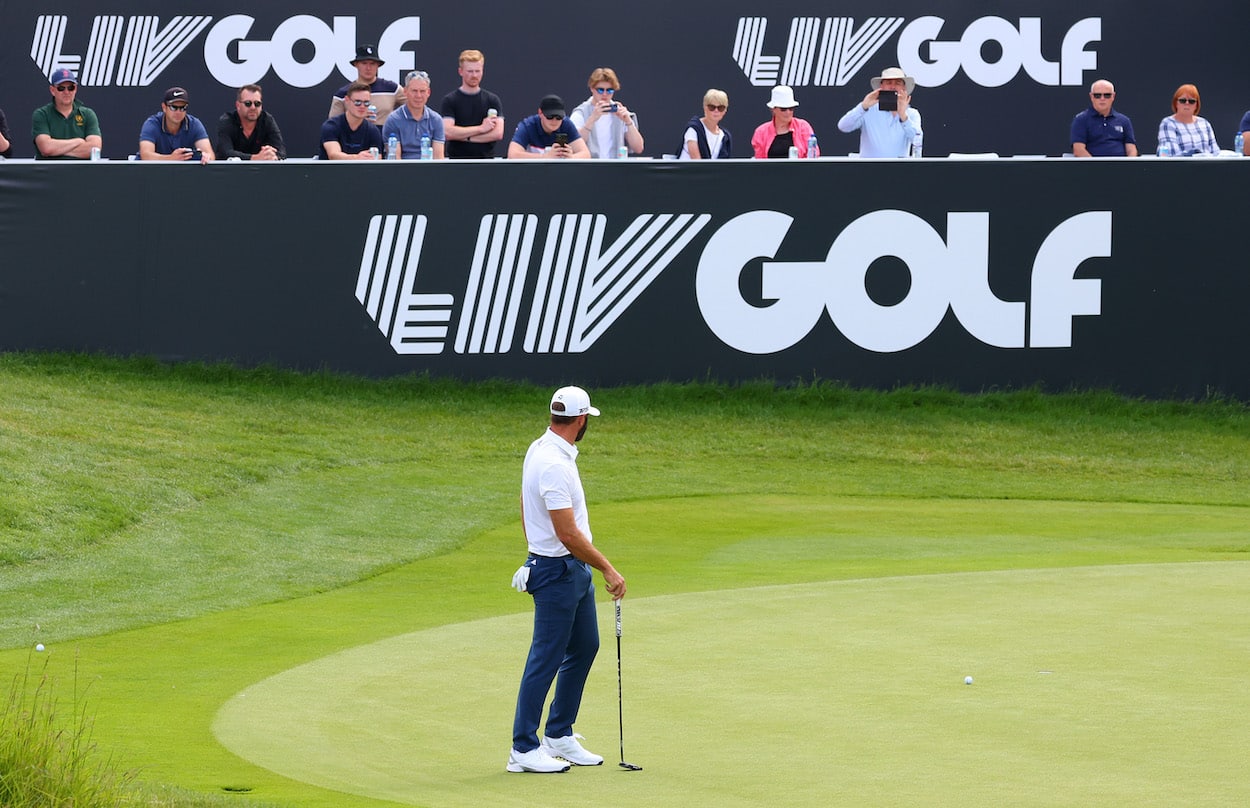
[35,643,45,652]
[964,676,973,685]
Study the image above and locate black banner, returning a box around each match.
[1,160,1247,399]
[0,1,1246,160]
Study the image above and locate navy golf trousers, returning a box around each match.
[512,554,600,752]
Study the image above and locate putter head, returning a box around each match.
[619,761,643,771]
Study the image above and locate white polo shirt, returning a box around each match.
[521,428,592,557]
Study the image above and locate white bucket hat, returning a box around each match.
[870,67,916,95]
[766,85,799,109]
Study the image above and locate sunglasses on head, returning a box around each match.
[1091,92,1113,99]
[239,100,262,108]
[706,104,727,112]
[1177,97,1197,105]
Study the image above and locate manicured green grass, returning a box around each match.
[0,353,1246,806]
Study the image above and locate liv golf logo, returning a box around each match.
[734,15,1101,88]
[355,210,1109,356]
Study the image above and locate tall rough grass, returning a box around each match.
[0,652,134,807]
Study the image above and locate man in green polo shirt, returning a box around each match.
[33,68,102,160]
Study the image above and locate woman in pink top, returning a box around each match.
[751,85,816,158]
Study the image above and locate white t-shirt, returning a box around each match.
[680,123,726,160]
[521,429,591,556]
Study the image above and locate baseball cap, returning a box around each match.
[163,87,189,105]
[49,68,78,86]
[539,94,566,118]
[550,386,600,417]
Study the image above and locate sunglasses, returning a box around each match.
[239,100,262,108]
[406,70,430,83]
[55,84,77,92]
[706,104,727,112]
[594,87,616,94]
[349,99,371,107]
[167,104,188,112]
[1090,92,1113,99]
[1177,97,1198,105]
[543,113,564,121]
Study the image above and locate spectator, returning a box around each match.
[441,49,505,159]
[678,89,733,160]
[383,70,446,159]
[1157,84,1219,156]
[138,87,214,163]
[1237,109,1250,156]
[837,67,921,158]
[328,44,402,128]
[320,81,384,160]
[216,84,286,161]
[569,68,644,158]
[32,69,102,160]
[1071,79,1137,157]
[0,106,13,158]
[751,85,815,159]
[508,95,589,159]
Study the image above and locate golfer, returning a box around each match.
[508,386,627,774]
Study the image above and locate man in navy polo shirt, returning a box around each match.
[139,87,214,163]
[1071,79,1137,157]
[507,95,589,159]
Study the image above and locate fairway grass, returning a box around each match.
[214,560,1250,808]
[1,355,1247,806]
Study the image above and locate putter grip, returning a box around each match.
[615,600,622,637]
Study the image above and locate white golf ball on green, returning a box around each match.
[964,675,973,685]
[35,643,45,652]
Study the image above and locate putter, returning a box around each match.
[615,599,643,771]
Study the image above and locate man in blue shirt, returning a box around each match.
[138,87,214,163]
[1071,79,1138,157]
[837,67,921,158]
[508,95,589,159]
[320,82,384,160]
[382,70,445,159]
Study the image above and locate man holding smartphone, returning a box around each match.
[836,66,922,158]
[507,95,590,159]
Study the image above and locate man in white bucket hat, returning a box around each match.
[837,66,923,158]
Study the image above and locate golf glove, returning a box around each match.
[511,564,531,593]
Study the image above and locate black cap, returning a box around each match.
[163,86,189,105]
[351,44,384,66]
[539,94,566,117]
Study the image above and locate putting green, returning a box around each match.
[213,560,1250,807]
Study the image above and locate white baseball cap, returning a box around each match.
[550,386,600,417]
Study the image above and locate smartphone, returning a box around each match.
[610,102,619,113]
[554,133,569,146]
[878,90,898,111]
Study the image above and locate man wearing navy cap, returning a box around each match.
[328,44,403,127]
[32,68,102,159]
[138,87,214,163]
[508,386,627,773]
[508,95,590,159]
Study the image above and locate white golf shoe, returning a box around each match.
[506,746,571,773]
[541,733,604,766]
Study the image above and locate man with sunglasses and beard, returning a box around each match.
[507,95,589,159]
[33,69,102,160]
[216,85,286,161]
[1071,79,1137,157]
[139,86,214,163]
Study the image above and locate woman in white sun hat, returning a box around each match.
[751,85,816,158]
[837,66,923,158]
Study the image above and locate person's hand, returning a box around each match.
[478,116,498,135]
[612,102,632,124]
[861,89,879,110]
[895,90,911,118]
[551,142,572,159]
[255,145,279,161]
[175,147,194,161]
[604,570,626,600]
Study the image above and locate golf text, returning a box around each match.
[355,210,1109,356]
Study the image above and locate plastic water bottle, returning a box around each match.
[912,131,923,159]
[386,134,398,160]
[1157,142,1173,158]
[1235,132,1245,156]
[420,135,432,160]
[806,134,819,158]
